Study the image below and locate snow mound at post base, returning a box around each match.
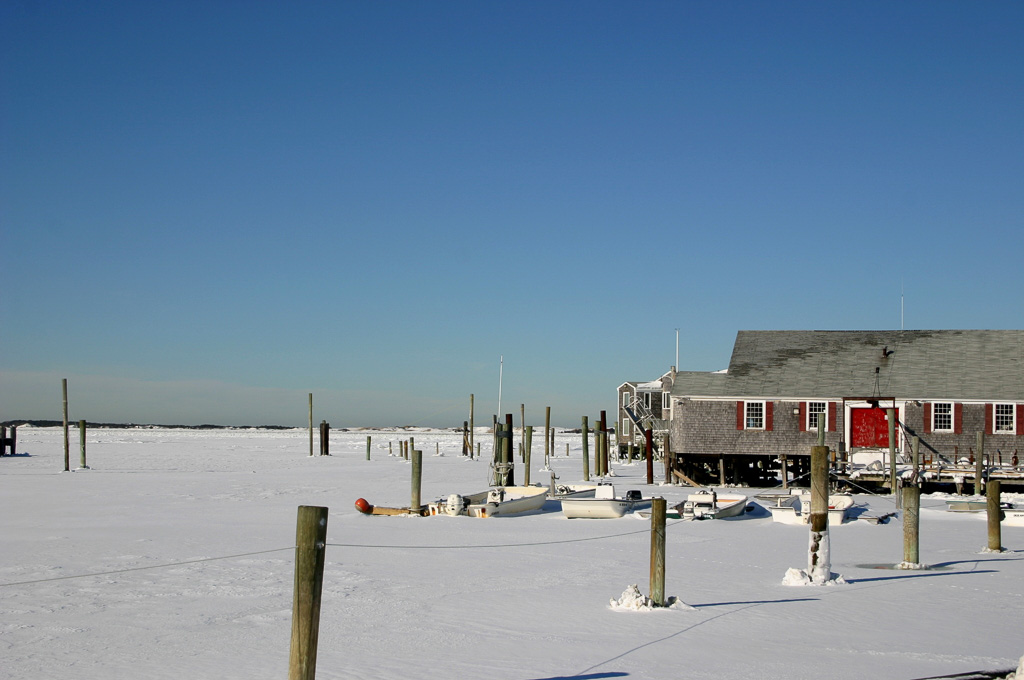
[608,584,693,611]
[781,567,847,586]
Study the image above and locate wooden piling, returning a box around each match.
[63,378,70,472]
[902,485,920,565]
[366,436,371,461]
[319,421,329,456]
[645,428,654,485]
[544,406,551,470]
[308,394,313,458]
[550,427,555,466]
[469,394,475,457]
[649,497,666,607]
[524,426,533,486]
[662,433,671,484]
[504,414,515,485]
[975,432,985,496]
[987,479,1002,552]
[288,505,329,680]
[886,407,897,493]
[411,449,423,515]
[78,420,88,469]
[808,444,830,583]
[581,416,590,482]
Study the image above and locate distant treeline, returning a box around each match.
[0,420,297,430]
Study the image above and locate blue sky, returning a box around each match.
[2,1,1022,427]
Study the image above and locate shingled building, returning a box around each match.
[665,330,1024,486]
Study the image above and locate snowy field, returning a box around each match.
[2,426,1022,680]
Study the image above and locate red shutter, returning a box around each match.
[799,402,807,432]
[954,403,963,434]
[985,404,994,435]
[923,403,932,434]
[828,402,837,432]
[765,402,774,431]
[1017,404,1024,436]
[736,401,744,430]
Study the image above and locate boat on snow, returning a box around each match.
[676,489,749,520]
[427,486,548,518]
[768,492,855,525]
[560,485,652,519]
[1001,506,1024,527]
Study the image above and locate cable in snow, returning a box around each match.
[327,520,690,551]
[0,546,295,588]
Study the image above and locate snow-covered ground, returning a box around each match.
[2,426,1022,680]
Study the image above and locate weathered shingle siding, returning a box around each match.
[672,399,845,457]
[903,402,1020,462]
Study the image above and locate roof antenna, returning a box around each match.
[900,278,904,331]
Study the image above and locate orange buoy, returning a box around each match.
[354,498,372,514]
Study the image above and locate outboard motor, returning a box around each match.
[445,494,466,516]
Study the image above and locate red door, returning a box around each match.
[850,408,891,448]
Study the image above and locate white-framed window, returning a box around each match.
[622,391,631,408]
[642,392,652,409]
[621,420,630,438]
[807,401,827,431]
[663,392,672,416]
[932,402,953,432]
[995,403,1016,433]
[746,401,765,430]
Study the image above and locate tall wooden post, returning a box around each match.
[524,426,533,486]
[462,421,469,456]
[649,497,666,607]
[504,414,515,485]
[581,416,591,482]
[808,444,831,583]
[886,407,897,493]
[975,432,985,496]
[662,433,671,484]
[411,449,423,515]
[308,394,313,457]
[600,411,607,476]
[645,428,654,485]
[78,420,88,469]
[366,436,371,461]
[987,479,1003,552]
[288,505,329,680]
[550,426,555,467]
[62,378,70,472]
[902,485,920,565]
[469,394,475,457]
[542,406,550,470]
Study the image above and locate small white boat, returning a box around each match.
[560,485,652,519]
[945,499,988,513]
[676,490,749,520]
[1002,506,1024,527]
[545,474,599,500]
[428,486,548,518]
[768,492,854,525]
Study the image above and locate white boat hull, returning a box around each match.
[768,493,854,525]
[1002,507,1024,527]
[678,493,748,520]
[428,486,548,518]
[561,497,652,519]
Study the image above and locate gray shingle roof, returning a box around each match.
[672,330,1024,401]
